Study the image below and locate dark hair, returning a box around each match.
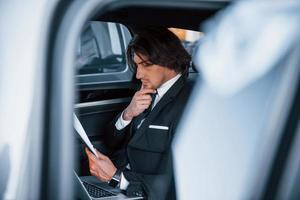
[126,27,191,74]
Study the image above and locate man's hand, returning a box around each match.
[123,88,156,121]
[85,148,117,182]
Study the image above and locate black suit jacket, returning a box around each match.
[105,74,194,200]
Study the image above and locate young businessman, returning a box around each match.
[85,27,193,199]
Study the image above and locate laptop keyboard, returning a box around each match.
[82,181,116,198]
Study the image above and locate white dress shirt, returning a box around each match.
[115,73,182,190]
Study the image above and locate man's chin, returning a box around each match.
[142,84,154,90]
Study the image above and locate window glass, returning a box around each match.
[169,28,203,72]
[76,21,128,75]
[169,28,203,56]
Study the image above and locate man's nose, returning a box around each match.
[136,66,143,79]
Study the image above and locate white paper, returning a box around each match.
[73,113,98,157]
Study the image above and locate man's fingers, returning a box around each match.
[136,95,152,101]
[85,147,91,156]
[90,169,96,176]
[139,88,155,95]
[137,104,150,111]
[85,147,96,161]
[87,156,95,166]
[138,101,152,107]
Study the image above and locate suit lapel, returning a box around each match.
[129,75,187,146]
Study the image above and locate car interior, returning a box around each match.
[74,0,230,177]
[1,1,299,200]
[71,0,300,199]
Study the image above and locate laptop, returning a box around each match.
[73,115,143,199]
[74,171,143,200]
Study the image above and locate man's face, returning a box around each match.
[134,53,170,89]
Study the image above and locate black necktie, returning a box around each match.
[143,91,157,118]
[134,91,157,130]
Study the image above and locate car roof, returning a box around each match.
[94,0,230,31]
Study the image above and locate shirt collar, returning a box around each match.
[156,73,182,98]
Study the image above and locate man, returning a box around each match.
[85,27,193,199]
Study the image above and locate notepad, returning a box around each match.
[73,113,98,157]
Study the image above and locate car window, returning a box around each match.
[76,21,129,75]
[169,28,203,55]
[169,28,203,72]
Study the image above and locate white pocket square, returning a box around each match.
[149,125,169,130]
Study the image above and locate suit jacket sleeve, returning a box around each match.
[123,152,175,200]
